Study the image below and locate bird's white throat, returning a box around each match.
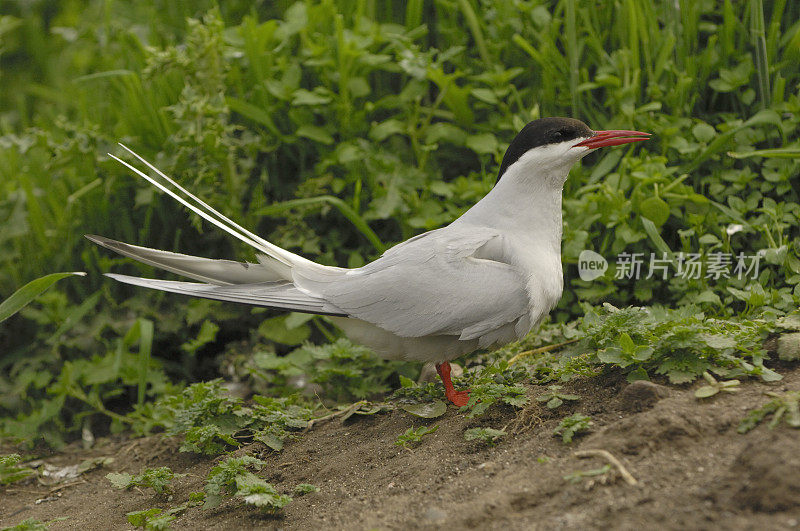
[455,140,588,253]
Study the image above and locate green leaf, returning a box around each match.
[618,332,635,353]
[0,272,85,324]
[296,125,334,144]
[639,196,670,227]
[399,375,416,388]
[226,97,281,136]
[106,472,133,489]
[258,315,310,345]
[703,334,737,349]
[291,88,332,105]
[425,122,466,145]
[596,347,627,365]
[694,385,719,398]
[692,122,716,142]
[465,133,499,154]
[400,399,447,418]
[626,367,650,382]
[641,217,676,263]
[632,346,654,361]
[255,432,284,451]
[546,396,563,409]
[126,508,163,528]
[181,319,218,355]
[369,119,405,141]
[470,87,498,104]
[294,483,319,495]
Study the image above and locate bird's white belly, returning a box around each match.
[329,316,480,363]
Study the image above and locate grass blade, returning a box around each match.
[728,147,800,159]
[641,218,676,267]
[455,0,490,65]
[750,0,771,108]
[565,0,579,118]
[0,273,86,325]
[137,318,154,407]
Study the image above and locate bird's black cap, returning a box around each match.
[497,117,592,179]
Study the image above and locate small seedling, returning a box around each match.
[464,427,506,446]
[563,464,612,484]
[204,456,291,513]
[536,385,580,409]
[395,425,439,449]
[537,456,551,464]
[294,483,319,495]
[0,454,35,485]
[738,391,800,433]
[126,508,172,530]
[107,466,183,495]
[125,495,202,531]
[553,413,593,443]
[1,517,68,530]
[694,371,741,399]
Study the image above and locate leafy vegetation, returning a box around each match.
[0,518,67,531]
[536,385,580,409]
[127,379,311,455]
[125,494,204,531]
[694,371,741,398]
[738,390,800,433]
[0,0,798,456]
[392,362,529,418]
[462,360,530,417]
[106,466,183,495]
[395,425,439,449]
[552,304,779,384]
[251,339,414,403]
[464,427,506,446]
[553,413,593,443]
[0,454,34,485]
[293,483,319,495]
[204,456,291,513]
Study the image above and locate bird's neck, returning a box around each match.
[455,164,567,253]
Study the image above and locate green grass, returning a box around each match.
[0,1,798,449]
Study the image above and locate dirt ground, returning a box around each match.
[2,364,800,530]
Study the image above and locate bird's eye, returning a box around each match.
[550,130,564,142]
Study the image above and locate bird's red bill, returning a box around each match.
[573,129,650,149]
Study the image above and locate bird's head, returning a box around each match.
[497,117,650,186]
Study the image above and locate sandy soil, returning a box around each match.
[2,364,800,530]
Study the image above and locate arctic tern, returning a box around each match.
[87,117,649,406]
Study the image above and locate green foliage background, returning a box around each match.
[1,0,799,447]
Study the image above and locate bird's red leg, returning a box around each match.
[435,362,470,407]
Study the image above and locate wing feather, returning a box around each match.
[294,227,530,341]
[86,235,290,284]
[105,273,346,316]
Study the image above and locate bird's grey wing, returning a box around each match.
[294,227,530,343]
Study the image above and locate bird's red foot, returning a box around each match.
[435,361,471,407]
[445,388,471,407]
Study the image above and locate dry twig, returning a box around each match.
[574,449,638,486]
